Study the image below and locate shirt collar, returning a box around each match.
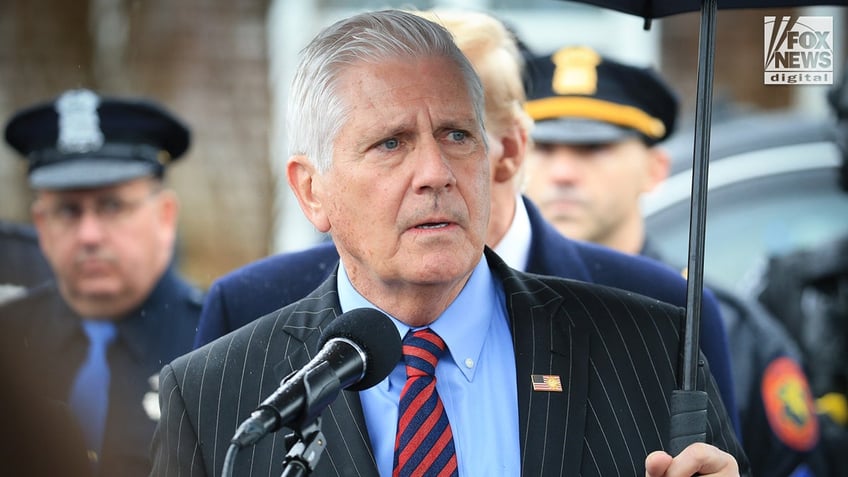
[493,193,532,271]
[337,254,496,384]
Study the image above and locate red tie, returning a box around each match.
[393,328,458,477]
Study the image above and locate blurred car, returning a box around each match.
[643,106,848,461]
[642,110,848,294]
[643,87,848,473]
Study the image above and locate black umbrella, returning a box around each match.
[560,0,843,455]
[568,0,839,20]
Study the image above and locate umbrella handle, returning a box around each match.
[667,388,708,456]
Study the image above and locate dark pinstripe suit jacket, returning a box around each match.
[192,198,739,438]
[152,250,748,476]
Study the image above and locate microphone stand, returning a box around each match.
[279,419,326,477]
[278,361,341,476]
[222,361,341,477]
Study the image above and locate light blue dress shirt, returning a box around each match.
[338,254,520,477]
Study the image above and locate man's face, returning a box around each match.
[523,137,658,246]
[293,56,490,301]
[32,176,178,318]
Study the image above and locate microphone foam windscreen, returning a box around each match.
[319,308,402,390]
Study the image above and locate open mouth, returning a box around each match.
[416,222,449,230]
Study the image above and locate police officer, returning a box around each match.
[521,45,827,477]
[0,89,202,477]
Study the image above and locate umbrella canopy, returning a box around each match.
[559,0,843,454]
[572,0,842,19]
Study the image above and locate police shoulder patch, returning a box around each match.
[762,356,819,451]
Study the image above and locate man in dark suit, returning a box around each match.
[0,89,202,477]
[193,9,740,435]
[152,10,746,476]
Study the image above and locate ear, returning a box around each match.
[31,199,46,232]
[287,155,331,233]
[644,146,671,193]
[30,199,49,245]
[157,190,180,229]
[30,197,54,258]
[145,189,179,251]
[492,120,528,184]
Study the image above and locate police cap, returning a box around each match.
[525,46,678,146]
[4,89,190,190]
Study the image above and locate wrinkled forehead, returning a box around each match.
[338,53,473,100]
[334,57,481,134]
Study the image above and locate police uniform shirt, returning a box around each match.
[0,267,201,477]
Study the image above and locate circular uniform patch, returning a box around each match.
[762,356,819,451]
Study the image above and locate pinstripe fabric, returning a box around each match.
[150,248,749,477]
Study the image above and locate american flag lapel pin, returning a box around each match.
[531,374,563,392]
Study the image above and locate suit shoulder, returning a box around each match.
[170,318,261,378]
[502,268,686,350]
[549,273,684,313]
[507,262,684,316]
[210,243,339,292]
[184,299,332,368]
[573,239,683,280]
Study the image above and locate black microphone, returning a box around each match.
[230,308,402,447]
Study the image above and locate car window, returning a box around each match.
[644,142,847,292]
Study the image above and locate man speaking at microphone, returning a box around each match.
[150,9,748,477]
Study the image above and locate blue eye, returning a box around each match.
[448,131,467,142]
[383,138,400,150]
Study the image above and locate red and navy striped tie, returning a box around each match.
[393,328,458,477]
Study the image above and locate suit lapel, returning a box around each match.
[269,272,380,477]
[489,249,590,476]
[276,252,596,476]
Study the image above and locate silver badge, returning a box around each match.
[55,89,104,154]
[0,283,27,306]
[142,373,161,421]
